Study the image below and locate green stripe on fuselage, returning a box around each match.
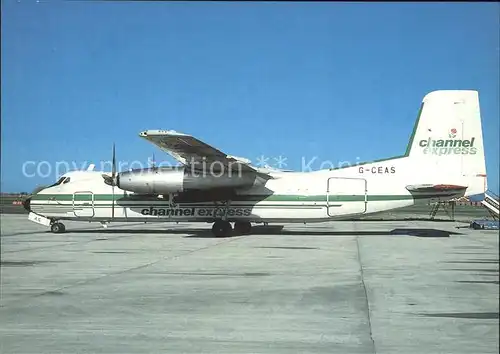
[31,193,451,203]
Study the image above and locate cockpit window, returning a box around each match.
[63,177,70,184]
[48,177,67,188]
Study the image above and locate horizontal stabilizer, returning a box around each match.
[406,184,467,193]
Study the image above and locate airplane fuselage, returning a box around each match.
[29,157,470,224]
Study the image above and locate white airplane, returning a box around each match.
[24,90,488,237]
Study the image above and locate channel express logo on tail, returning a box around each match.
[419,128,477,155]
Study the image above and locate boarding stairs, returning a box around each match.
[482,190,499,220]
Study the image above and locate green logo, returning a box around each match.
[419,137,477,155]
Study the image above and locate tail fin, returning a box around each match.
[406,90,487,196]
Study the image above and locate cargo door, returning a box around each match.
[326,177,367,217]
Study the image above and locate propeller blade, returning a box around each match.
[112,143,116,177]
[112,143,116,219]
[112,184,115,219]
[102,143,118,187]
[102,174,113,185]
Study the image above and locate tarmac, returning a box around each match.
[0,214,498,354]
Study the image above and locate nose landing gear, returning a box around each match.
[50,222,66,233]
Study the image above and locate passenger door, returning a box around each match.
[73,191,95,218]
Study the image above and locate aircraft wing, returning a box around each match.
[139,130,259,173]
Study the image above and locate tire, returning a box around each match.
[212,220,232,237]
[234,221,252,235]
[51,222,65,233]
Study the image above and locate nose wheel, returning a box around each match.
[50,222,66,233]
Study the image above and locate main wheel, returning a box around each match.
[212,220,232,237]
[50,222,66,233]
[234,221,252,235]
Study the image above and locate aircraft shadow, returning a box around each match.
[354,218,464,223]
[67,227,460,238]
[185,228,460,238]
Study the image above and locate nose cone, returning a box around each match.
[22,196,32,213]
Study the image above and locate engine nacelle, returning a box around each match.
[117,167,260,194]
[117,167,184,194]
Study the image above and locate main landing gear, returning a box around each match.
[234,221,252,235]
[211,221,252,237]
[50,222,66,233]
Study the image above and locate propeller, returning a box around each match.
[102,144,118,187]
[102,143,117,219]
[112,143,115,219]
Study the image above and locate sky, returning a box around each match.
[1,1,499,194]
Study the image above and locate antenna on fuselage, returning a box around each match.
[149,152,156,170]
